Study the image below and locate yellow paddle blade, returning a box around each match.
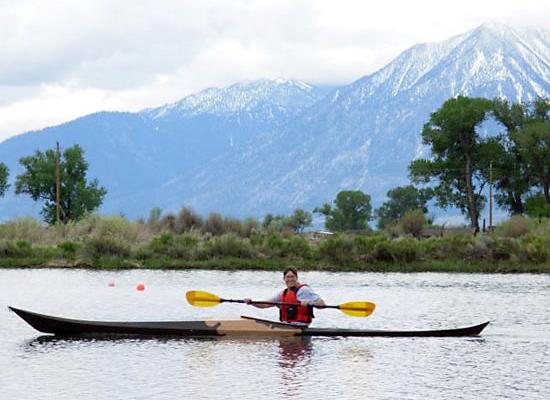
[186,290,222,307]
[338,301,376,317]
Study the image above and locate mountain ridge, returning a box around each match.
[1,23,549,220]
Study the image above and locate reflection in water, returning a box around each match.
[276,336,314,398]
[24,334,254,347]
[277,336,313,368]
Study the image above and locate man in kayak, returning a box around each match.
[245,267,326,326]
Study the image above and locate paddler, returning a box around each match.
[245,267,326,326]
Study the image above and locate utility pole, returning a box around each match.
[489,161,493,231]
[56,142,61,224]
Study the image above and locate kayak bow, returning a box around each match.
[9,306,489,338]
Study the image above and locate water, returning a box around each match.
[1,269,549,399]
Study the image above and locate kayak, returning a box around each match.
[9,306,489,337]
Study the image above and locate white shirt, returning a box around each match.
[269,285,321,304]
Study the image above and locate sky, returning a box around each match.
[1,0,549,142]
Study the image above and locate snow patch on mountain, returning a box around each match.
[147,78,321,120]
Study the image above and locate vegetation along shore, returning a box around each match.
[0,212,549,272]
[1,95,549,272]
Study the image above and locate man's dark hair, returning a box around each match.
[283,267,298,277]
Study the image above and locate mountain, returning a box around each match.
[143,23,550,216]
[1,23,549,221]
[0,79,330,218]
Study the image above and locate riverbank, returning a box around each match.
[2,257,549,273]
[1,214,549,273]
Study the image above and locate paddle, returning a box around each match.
[186,290,376,317]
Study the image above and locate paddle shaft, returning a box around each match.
[221,298,340,309]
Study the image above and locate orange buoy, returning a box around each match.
[136,283,145,291]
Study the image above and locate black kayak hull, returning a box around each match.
[9,307,489,337]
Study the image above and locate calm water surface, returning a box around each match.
[1,269,549,399]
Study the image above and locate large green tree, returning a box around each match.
[409,96,493,232]
[376,185,433,229]
[490,97,550,214]
[490,98,530,214]
[15,144,106,224]
[514,121,550,203]
[0,162,8,197]
[314,190,372,231]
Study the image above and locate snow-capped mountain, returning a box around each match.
[1,23,549,220]
[153,23,550,216]
[148,78,325,119]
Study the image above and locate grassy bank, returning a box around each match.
[1,214,550,273]
[2,256,550,273]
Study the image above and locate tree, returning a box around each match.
[15,144,106,224]
[288,208,312,233]
[376,185,433,229]
[489,97,550,214]
[0,162,8,197]
[262,213,287,233]
[409,96,493,232]
[314,190,372,231]
[525,193,550,220]
[514,121,550,203]
[490,98,531,214]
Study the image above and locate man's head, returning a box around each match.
[283,267,298,288]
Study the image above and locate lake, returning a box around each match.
[1,269,549,399]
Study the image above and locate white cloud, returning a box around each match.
[1,0,549,141]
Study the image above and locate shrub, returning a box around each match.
[201,234,255,259]
[496,216,529,238]
[319,235,356,265]
[264,233,287,257]
[526,217,550,236]
[383,224,401,239]
[223,217,242,236]
[0,239,34,258]
[464,237,490,261]
[158,214,176,232]
[286,236,312,259]
[146,207,163,232]
[388,238,418,262]
[174,207,203,233]
[57,240,82,257]
[399,209,425,238]
[203,213,224,236]
[66,214,150,244]
[264,218,287,234]
[241,218,259,238]
[487,237,519,261]
[69,213,102,238]
[0,217,47,244]
[145,232,199,259]
[354,234,387,259]
[373,241,395,262]
[420,234,474,260]
[520,235,550,263]
[80,237,132,258]
[249,233,265,248]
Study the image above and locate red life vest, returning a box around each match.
[279,284,314,324]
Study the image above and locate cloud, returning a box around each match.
[1,0,549,140]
